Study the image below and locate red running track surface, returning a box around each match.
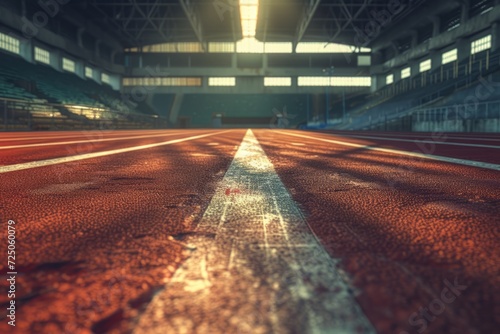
[0,129,498,334]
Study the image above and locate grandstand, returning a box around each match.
[2,1,498,132]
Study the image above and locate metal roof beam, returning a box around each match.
[295,0,321,44]
[132,0,172,42]
[179,0,204,48]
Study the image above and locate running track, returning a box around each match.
[0,129,498,334]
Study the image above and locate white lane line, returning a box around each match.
[0,130,175,142]
[0,131,231,174]
[0,132,187,150]
[326,133,500,149]
[330,132,500,142]
[277,130,500,171]
[134,129,375,334]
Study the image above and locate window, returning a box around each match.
[85,67,93,78]
[386,74,394,85]
[419,59,432,72]
[297,76,371,87]
[34,47,50,65]
[296,42,371,53]
[264,42,293,53]
[208,77,236,86]
[470,0,494,16]
[442,49,457,64]
[122,77,202,86]
[208,42,235,53]
[62,58,75,72]
[332,77,371,86]
[264,77,292,87]
[231,39,293,53]
[297,77,330,86]
[101,73,110,84]
[401,67,411,79]
[471,35,491,55]
[0,32,20,54]
[358,55,371,66]
[136,42,204,53]
[127,41,293,54]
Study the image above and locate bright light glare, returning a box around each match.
[237,38,264,53]
[240,5,258,20]
[240,0,259,38]
[240,0,259,5]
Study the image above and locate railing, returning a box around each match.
[412,100,500,122]
[0,97,166,131]
[357,100,500,131]
[379,50,500,102]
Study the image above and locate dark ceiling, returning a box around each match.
[60,0,433,48]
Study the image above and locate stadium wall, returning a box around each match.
[174,94,309,128]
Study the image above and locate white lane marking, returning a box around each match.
[0,132,187,150]
[0,131,231,174]
[330,132,500,141]
[327,133,500,149]
[134,129,375,334]
[291,142,306,146]
[276,131,500,171]
[0,130,175,142]
[190,153,214,157]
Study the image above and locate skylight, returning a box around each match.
[240,0,259,38]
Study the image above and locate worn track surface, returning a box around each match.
[0,129,498,334]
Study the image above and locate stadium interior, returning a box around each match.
[1,1,499,334]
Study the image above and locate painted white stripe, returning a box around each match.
[0,130,174,142]
[134,129,375,334]
[0,131,231,174]
[333,132,500,142]
[277,131,500,171]
[329,133,500,149]
[0,132,186,150]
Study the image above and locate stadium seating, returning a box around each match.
[0,53,161,130]
[0,53,156,119]
[335,49,500,130]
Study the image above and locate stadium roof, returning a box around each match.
[64,0,435,48]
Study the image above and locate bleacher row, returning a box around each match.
[330,49,500,130]
[0,53,156,130]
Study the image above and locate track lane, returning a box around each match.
[254,129,500,334]
[0,130,227,167]
[0,130,245,334]
[0,131,186,147]
[294,130,500,165]
[0,129,177,144]
[317,130,500,142]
